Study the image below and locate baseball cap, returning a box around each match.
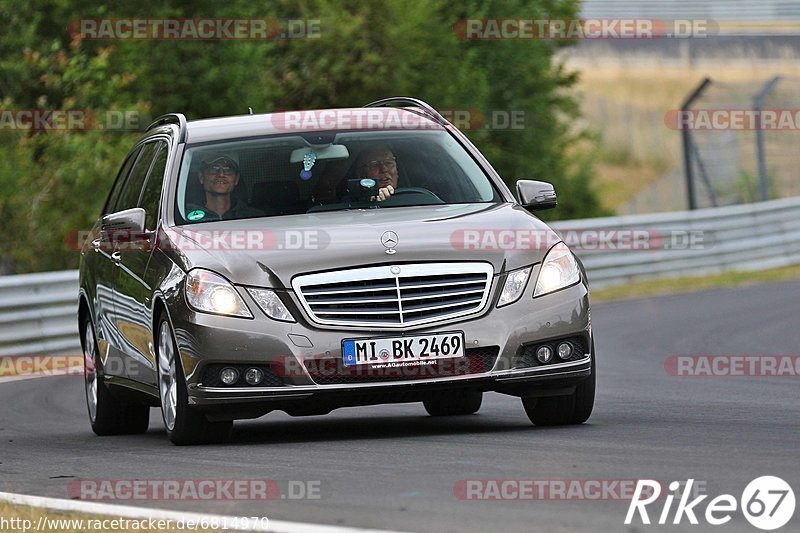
[201,152,239,172]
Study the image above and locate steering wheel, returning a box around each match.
[381,187,444,205]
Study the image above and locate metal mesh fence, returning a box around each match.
[687,79,762,207]
[688,77,800,208]
[760,77,800,199]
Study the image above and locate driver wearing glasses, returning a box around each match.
[357,146,399,202]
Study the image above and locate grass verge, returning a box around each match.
[591,264,800,303]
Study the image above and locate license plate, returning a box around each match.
[342,332,465,367]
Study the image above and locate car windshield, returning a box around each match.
[174,129,500,224]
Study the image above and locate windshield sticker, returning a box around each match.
[187,209,206,221]
[300,150,317,180]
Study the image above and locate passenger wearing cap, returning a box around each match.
[185,153,264,222]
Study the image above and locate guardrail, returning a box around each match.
[2,195,800,356]
[0,270,80,357]
[580,0,800,20]
[553,195,800,289]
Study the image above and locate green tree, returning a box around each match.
[0,0,605,273]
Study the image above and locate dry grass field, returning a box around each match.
[569,61,800,212]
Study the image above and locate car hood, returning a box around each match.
[163,203,560,288]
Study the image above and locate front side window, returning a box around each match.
[174,130,499,225]
[139,142,168,231]
[115,142,159,213]
[103,147,141,215]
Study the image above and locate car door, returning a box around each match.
[90,146,142,370]
[112,139,170,387]
[103,140,160,382]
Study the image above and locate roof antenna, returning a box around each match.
[247,107,254,115]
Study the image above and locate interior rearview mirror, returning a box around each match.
[290,144,350,163]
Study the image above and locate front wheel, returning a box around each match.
[156,316,232,445]
[83,317,149,436]
[522,341,596,426]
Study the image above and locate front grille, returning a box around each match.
[201,364,285,388]
[292,263,494,327]
[304,346,500,385]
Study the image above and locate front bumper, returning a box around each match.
[168,278,592,417]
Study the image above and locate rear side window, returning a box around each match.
[103,147,141,215]
[139,142,168,231]
[115,142,159,213]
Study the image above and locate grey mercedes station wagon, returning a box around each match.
[78,97,595,445]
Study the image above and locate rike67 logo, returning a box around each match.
[625,477,795,530]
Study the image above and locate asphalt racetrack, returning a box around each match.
[1,281,798,532]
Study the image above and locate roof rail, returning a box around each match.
[146,113,188,143]
[364,97,446,125]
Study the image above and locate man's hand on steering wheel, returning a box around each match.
[371,185,395,202]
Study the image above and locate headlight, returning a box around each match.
[185,269,252,318]
[497,267,532,308]
[246,287,296,322]
[534,242,580,297]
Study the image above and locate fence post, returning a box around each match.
[680,78,712,210]
[753,76,782,202]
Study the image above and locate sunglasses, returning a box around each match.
[204,165,236,175]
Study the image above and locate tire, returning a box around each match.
[82,316,150,436]
[423,391,483,416]
[156,315,232,445]
[522,340,596,426]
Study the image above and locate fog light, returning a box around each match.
[557,342,573,360]
[244,368,263,386]
[220,367,239,385]
[536,346,553,364]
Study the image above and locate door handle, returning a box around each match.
[111,251,121,263]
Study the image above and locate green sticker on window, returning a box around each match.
[187,209,205,221]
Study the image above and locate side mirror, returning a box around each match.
[516,180,557,211]
[101,208,148,246]
[102,207,146,233]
